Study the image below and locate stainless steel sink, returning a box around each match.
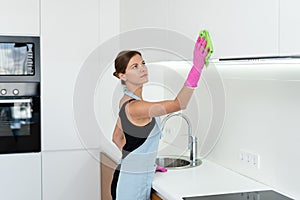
[156,156,202,169]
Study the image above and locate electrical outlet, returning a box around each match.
[239,150,260,169]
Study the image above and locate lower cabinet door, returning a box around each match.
[0,153,41,200]
[101,152,117,200]
[151,190,163,200]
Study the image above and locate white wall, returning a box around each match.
[208,60,300,199]
[147,61,220,159]
[145,60,300,199]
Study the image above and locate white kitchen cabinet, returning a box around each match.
[100,0,120,43]
[167,0,279,59]
[41,0,100,151]
[0,0,40,36]
[120,0,279,59]
[42,150,100,200]
[0,153,41,200]
[119,0,171,61]
[120,0,168,31]
[279,0,300,55]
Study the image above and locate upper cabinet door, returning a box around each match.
[167,0,279,59]
[0,0,40,36]
[41,0,100,151]
[279,0,300,56]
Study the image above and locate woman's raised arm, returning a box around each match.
[127,36,209,119]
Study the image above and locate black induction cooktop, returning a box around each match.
[183,190,294,200]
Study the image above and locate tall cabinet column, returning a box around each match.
[41,0,101,199]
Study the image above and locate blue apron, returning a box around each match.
[115,88,162,200]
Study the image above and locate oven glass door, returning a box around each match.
[0,97,40,153]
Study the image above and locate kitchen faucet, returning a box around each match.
[161,112,198,165]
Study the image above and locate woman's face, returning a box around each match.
[121,54,148,86]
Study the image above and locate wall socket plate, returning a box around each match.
[239,149,260,169]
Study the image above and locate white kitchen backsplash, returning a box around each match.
[207,58,300,199]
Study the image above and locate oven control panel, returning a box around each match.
[0,83,39,97]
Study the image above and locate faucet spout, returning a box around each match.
[161,112,198,164]
[189,135,198,165]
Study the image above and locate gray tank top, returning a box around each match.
[119,99,156,158]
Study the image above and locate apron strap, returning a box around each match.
[123,88,141,100]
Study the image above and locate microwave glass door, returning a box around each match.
[0,43,34,76]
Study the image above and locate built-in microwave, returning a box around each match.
[0,36,40,82]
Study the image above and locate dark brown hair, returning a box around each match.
[113,50,142,80]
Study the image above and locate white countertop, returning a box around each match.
[152,159,270,200]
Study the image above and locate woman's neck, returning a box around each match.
[126,85,143,100]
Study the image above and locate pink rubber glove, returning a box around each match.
[155,165,168,173]
[184,36,209,88]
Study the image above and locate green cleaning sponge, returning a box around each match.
[199,30,214,66]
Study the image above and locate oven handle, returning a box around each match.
[0,99,32,104]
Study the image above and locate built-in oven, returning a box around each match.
[0,36,40,82]
[0,83,40,154]
[0,36,40,154]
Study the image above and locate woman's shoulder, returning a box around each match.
[119,96,134,109]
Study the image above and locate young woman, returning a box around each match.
[111,36,209,200]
